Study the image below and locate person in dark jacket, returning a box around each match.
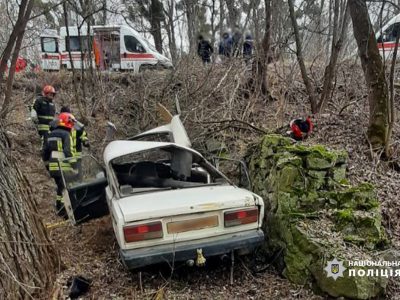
[243,33,254,61]
[232,30,242,57]
[32,85,57,149]
[197,35,214,64]
[218,32,233,58]
[43,112,77,216]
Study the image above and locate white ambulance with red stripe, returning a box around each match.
[40,25,172,72]
[376,14,400,60]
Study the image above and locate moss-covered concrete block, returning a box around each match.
[247,134,389,299]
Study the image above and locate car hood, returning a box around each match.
[116,185,258,223]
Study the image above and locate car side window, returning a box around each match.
[124,35,145,53]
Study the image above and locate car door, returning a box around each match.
[59,155,109,225]
[211,156,252,190]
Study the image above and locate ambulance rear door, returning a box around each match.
[40,34,60,71]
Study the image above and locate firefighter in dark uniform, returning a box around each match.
[32,85,57,150]
[58,106,90,157]
[43,112,77,216]
[56,106,90,178]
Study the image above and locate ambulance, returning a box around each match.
[376,13,400,60]
[40,25,172,72]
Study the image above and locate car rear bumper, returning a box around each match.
[120,229,264,270]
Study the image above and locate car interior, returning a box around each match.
[110,146,227,195]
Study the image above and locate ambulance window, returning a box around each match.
[381,23,400,42]
[41,37,58,53]
[66,36,92,52]
[66,37,81,51]
[124,36,145,53]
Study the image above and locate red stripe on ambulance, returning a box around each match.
[377,42,400,49]
[42,54,60,59]
[121,53,155,59]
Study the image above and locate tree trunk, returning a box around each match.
[0,0,35,117]
[349,0,389,149]
[164,0,177,63]
[225,0,239,29]
[150,0,164,53]
[0,129,59,299]
[184,0,198,54]
[0,0,29,83]
[318,1,350,112]
[288,0,318,113]
[255,0,271,96]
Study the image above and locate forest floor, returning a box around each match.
[8,61,400,299]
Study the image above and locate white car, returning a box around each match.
[59,117,264,269]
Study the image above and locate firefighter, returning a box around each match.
[59,106,89,156]
[288,116,313,141]
[31,85,57,150]
[43,112,77,216]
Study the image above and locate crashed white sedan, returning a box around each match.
[60,117,265,270]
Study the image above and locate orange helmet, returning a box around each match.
[58,112,76,129]
[42,85,56,96]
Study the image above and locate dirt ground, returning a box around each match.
[8,64,400,299]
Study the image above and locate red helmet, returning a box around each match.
[58,112,76,129]
[42,85,56,96]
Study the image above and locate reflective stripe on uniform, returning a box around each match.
[49,161,73,171]
[38,115,54,120]
[81,130,88,142]
[72,129,77,149]
[38,124,50,130]
[56,195,64,202]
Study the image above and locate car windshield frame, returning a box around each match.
[109,145,232,198]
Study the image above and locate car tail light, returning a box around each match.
[123,221,163,243]
[224,208,259,227]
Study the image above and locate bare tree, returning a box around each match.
[318,0,350,112]
[124,0,164,52]
[0,3,59,295]
[288,0,319,113]
[349,0,389,149]
[225,0,239,29]
[163,0,178,62]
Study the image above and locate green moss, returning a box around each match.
[335,183,380,210]
[247,134,389,299]
[275,153,303,168]
[336,208,354,222]
[307,170,327,190]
